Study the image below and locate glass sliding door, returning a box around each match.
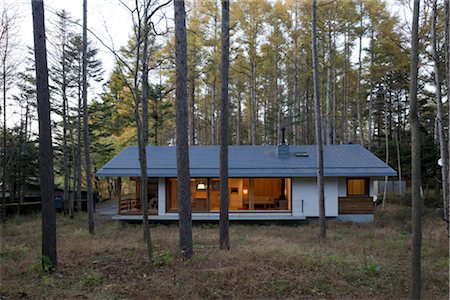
[166,178,210,212]
[190,178,209,212]
[166,178,292,212]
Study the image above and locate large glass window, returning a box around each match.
[166,178,291,212]
[347,178,369,197]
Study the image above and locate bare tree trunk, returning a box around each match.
[312,0,326,240]
[368,28,374,151]
[395,130,402,194]
[332,66,336,144]
[189,78,195,145]
[1,23,6,222]
[325,27,333,145]
[342,27,348,144]
[382,92,389,211]
[82,0,94,234]
[139,1,153,261]
[69,112,77,218]
[76,70,82,212]
[1,7,10,221]
[174,0,193,259]
[446,0,450,233]
[219,0,230,250]
[236,80,242,145]
[410,0,422,298]
[250,61,257,145]
[432,0,449,225]
[62,38,70,216]
[356,3,364,146]
[211,80,216,145]
[32,0,57,270]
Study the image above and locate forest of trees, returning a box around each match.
[0,0,449,297]
[2,0,449,204]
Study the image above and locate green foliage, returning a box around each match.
[364,262,381,276]
[152,250,174,267]
[34,256,53,273]
[0,128,38,203]
[372,128,440,190]
[83,271,103,287]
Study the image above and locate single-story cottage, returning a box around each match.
[96,143,396,222]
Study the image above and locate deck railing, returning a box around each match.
[119,198,158,215]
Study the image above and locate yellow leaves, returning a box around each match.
[115,126,137,150]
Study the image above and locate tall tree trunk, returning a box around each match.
[82,0,94,234]
[356,3,364,146]
[325,27,333,145]
[432,0,448,225]
[69,111,76,218]
[446,0,450,232]
[1,21,6,222]
[76,68,82,212]
[211,79,216,145]
[32,0,57,270]
[410,0,422,298]
[75,90,83,212]
[342,27,349,144]
[395,130,402,194]
[174,0,193,259]
[250,61,257,145]
[312,0,326,240]
[139,3,153,261]
[236,79,242,145]
[332,66,337,144]
[219,0,230,250]
[368,28,374,151]
[189,78,195,145]
[382,92,389,211]
[62,39,70,216]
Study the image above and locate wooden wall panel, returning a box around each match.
[338,197,373,214]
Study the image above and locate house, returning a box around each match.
[96,144,396,222]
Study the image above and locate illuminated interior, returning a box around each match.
[347,178,369,196]
[166,178,292,212]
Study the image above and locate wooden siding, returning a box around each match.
[338,197,374,214]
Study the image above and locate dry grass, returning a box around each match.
[1,205,448,299]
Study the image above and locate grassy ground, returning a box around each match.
[1,205,448,299]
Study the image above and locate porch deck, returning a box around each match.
[112,212,305,221]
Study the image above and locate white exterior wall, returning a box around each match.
[157,178,166,216]
[338,178,346,197]
[292,177,338,217]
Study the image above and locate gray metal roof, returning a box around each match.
[96,144,396,178]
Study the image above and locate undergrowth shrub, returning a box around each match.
[33,256,53,273]
[83,271,103,287]
[152,250,174,267]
